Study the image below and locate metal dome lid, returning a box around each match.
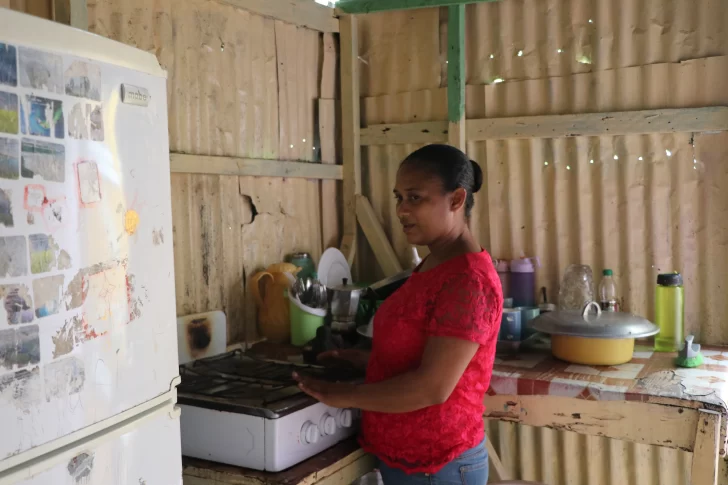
[530,301,659,339]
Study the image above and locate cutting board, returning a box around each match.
[177,311,228,365]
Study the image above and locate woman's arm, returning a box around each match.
[295,336,479,413]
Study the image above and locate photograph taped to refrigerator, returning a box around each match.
[0,12,181,484]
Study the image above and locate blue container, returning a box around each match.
[514,306,541,339]
[499,309,522,341]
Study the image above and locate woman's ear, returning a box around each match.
[450,187,467,212]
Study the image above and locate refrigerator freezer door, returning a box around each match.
[0,9,178,465]
[0,402,182,485]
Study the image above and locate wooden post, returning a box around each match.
[52,0,88,30]
[339,14,361,267]
[337,0,501,15]
[691,409,721,485]
[447,5,466,150]
[356,195,403,277]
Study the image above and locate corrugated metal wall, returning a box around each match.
[88,0,336,344]
[357,1,728,482]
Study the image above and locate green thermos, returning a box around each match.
[288,252,316,280]
[654,273,684,352]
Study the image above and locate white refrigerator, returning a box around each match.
[0,9,182,484]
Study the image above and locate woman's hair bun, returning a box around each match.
[470,160,483,194]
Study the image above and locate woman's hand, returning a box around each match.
[293,372,357,408]
[317,349,370,371]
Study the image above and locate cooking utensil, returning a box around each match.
[538,287,556,313]
[328,278,363,320]
[530,301,659,365]
[364,269,412,300]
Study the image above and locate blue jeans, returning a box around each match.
[377,438,488,485]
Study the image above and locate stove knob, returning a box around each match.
[319,413,337,436]
[336,409,353,428]
[301,421,320,445]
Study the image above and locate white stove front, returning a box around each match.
[180,402,359,472]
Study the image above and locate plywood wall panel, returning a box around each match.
[90,0,328,344]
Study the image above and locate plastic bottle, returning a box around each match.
[598,269,619,312]
[654,273,684,352]
[495,260,510,298]
[510,257,538,307]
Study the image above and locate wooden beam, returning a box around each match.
[217,0,339,33]
[339,14,361,265]
[484,436,510,481]
[484,395,699,452]
[336,0,498,14]
[691,410,721,485]
[467,107,728,140]
[359,107,728,145]
[170,153,343,180]
[361,121,449,145]
[356,195,403,277]
[52,0,87,29]
[447,4,466,150]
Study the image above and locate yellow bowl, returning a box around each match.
[551,335,635,366]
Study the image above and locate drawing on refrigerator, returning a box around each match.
[0,8,182,485]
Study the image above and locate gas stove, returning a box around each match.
[178,350,363,472]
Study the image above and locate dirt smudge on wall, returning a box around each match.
[67,452,94,483]
[44,356,85,401]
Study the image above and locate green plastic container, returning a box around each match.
[654,273,684,352]
[289,291,327,346]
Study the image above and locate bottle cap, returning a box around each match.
[510,257,539,273]
[495,259,509,272]
[603,269,613,276]
[657,273,683,287]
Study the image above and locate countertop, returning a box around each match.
[489,340,728,455]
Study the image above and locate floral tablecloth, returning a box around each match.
[487,339,728,454]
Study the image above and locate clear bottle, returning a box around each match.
[598,269,618,312]
[654,273,684,352]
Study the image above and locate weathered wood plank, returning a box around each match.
[336,0,499,14]
[360,121,449,145]
[356,195,403,277]
[467,107,728,140]
[339,14,361,265]
[691,410,721,485]
[319,99,342,250]
[484,394,699,452]
[447,5,465,124]
[359,107,728,145]
[217,0,339,32]
[182,439,373,485]
[446,5,466,149]
[485,436,510,481]
[52,0,87,29]
[170,153,343,180]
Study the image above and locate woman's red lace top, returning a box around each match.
[359,250,503,474]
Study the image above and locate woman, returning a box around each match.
[294,144,503,484]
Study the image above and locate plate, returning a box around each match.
[317,248,352,287]
[356,324,373,339]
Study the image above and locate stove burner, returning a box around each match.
[177,350,363,418]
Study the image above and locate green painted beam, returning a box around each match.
[336,0,499,15]
[447,4,465,123]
